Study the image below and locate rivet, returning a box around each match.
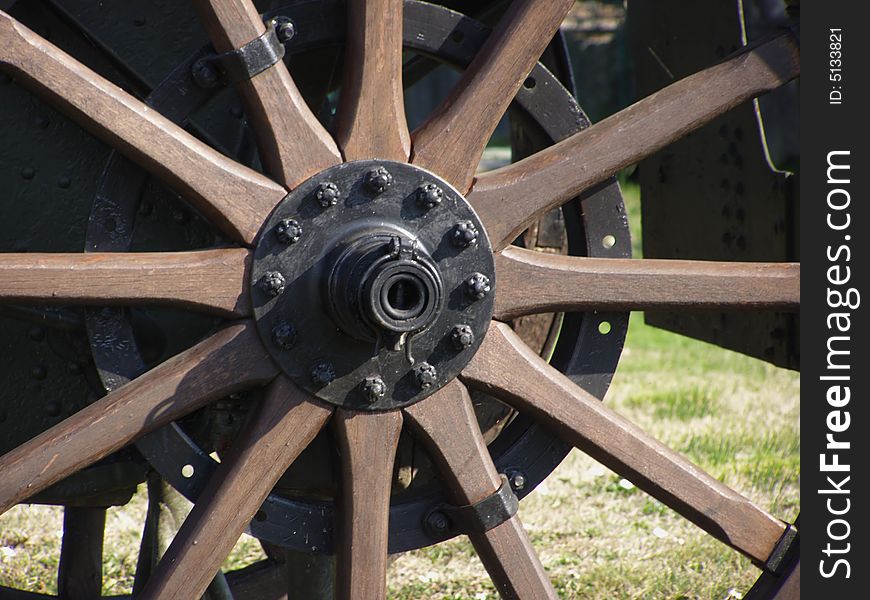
[275,218,302,244]
[311,361,335,386]
[45,401,62,417]
[57,176,71,189]
[450,325,474,350]
[172,209,189,224]
[315,181,341,207]
[465,273,491,300]
[413,362,437,389]
[260,271,286,297]
[272,321,297,349]
[365,167,393,194]
[509,471,527,491]
[31,365,48,380]
[452,221,479,248]
[191,59,221,89]
[28,326,45,342]
[416,183,443,209]
[272,17,296,44]
[21,167,35,180]
[362,376,387,403]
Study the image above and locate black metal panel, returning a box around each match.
[628,0,799,370]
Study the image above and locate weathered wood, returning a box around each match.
[412,0,572,191]
[0,10,287,244]
[334,0,410,161]
[469,32,801,250]
[193,0,341,188]
[494,246,800,320]
[139,376,332,600]
[0,322,278,516]
[411,0,573,191]
[57,506,106,600]
[0,249,251,317]
[404,382,557,600]
[333,410,403,600]
[462,322,787,567]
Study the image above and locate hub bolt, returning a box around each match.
[274,218,302,244]
[272,321,297,349]
[413,362,438,389]
[362,376,387,403]
[261,271,286,297]
[311,361,335,386]
[365,167,393,194]
[271,16,296,44]
[315,182,341,207]
[416,183,443,209]
[465,273,491,301]
[451,221,479,248]
[451,325,475,350]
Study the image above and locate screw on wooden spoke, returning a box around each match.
[469,32,800,251]
[139,376,332,600]
[0,322,278,516]
[462,322,787,567]
[0,249,252,318]
[0,10,286,245]
[404,381,558,599]
[494,247,800,320]
[411,0,573,191]
[334,409,402,600]
[334,0,410,161]
[192,0,341,189]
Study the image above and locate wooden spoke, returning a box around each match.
[0,10,285,244]
[462,322,787,567]
[193,0,341,188]
[494,246,800,320]
[57,506,106,599]
[0,249,251,318]
[0,321,277,516]
[469,32,800,250]
[333,409,403,600]
[411,0,572,190]
[404,381,557,600]
[139,376,332,599]
[334,0,410,161]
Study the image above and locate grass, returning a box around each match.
[0,182,800,598]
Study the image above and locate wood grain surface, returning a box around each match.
[0,249,252,317]
[494,246,800,320]
[469,32,801,250]
[462,322,787,567]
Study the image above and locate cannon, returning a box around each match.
[0,0,799,597]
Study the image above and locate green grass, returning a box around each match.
[0,180,799,598]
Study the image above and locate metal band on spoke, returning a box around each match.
[192,19,289,88]
[424,475,519,539]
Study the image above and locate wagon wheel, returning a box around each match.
[0,0,800,598]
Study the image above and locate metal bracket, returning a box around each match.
[191,17,292,88]
[425,475,519,539]
[764,523,799,575]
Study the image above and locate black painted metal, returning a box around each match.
[192,18,287,88]
[251,161,495,410]
[424,475,519,539]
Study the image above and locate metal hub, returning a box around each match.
[251,160,495,411]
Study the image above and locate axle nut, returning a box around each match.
[311,361,336,386]
[274,218,302,244]
[261,271,286,297]
[315,182,341,207]
[451,325,475,350]
[416,183,443,209]
[365,167,394,194]
[272,321,297,349]
[465,273,491,301]
[451,221,479,248]
[362,376,387,403]
[413,362,438,389]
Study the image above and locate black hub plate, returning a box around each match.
[251,160,495,410]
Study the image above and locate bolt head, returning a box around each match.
[365,167,393,194]
[451,325,475,350]
[311,361,336,386]
[451,221,479,248]
[510,472,527,490]
[261,271,286,297]
[315,182,341,207]
[272,322,297,349]
[191,59,220,89]
[426,511,450,534]
[272,17,296,44]
[362,376,387,403]
[413,362,438,389]
[275,218,302,244]
[416,183,443,209]
[465,273,491,301]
